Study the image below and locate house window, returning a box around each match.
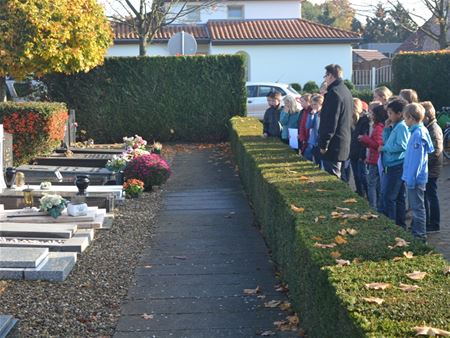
[185,5,200,22]
[228,5,244,19]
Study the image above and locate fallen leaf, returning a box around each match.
[352,257,362,264]
[336,259,351,266]
[342,213,360,219]
[287,314,299,326]
[331,211,344,219]
[314,217,319,223]
[343,198,357,204]
[413,326,450,336]
[273,320,292,332]
[360,213,379,220]
[403,251,414,259]
[311,236,322,241]
[392,256,403,261]
[264,300,282,308]
[259,330,276,336]
[365,282,391,290]
[314,242,337,249]
[244,286,261,295]
[141,313,154,320]
[316,189,330,192]
[388,237,410,249]
[335,235,348,245]
[406,271,427,281]
[443,266,450,276]
[257,295,266,299]
[275,284,289,292]
[338,229,347,236]
[319,215,326,219]
[336,206,350,211]
[398,283,420,292]
[144,265,152,269]
[362,297,384,305]
[299,176,309,181]
[279,301,291,311]
[291,204,305,213]
[346,228,358,236]
[330,250,342,258]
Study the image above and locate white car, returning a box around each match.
[246,82,302,120]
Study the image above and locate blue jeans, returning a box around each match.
[425,177,440,231]
[380,164,406,227]
[351,159,368,198]
[367,164,380,210]
[304,143,314,161]
[408,185,427,241]
[322,160,342,178]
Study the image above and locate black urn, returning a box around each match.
[75,175,90,195]
[5,167,16,189]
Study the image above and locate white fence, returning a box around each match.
[352,65,392,90]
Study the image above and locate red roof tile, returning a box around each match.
[353,49,387,61]
[112,22,209,41]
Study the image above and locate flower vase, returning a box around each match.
[5,167,16,189]
[115,171,124,185]
[48,205,65,219]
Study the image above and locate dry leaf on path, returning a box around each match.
[336,259,351,266]
[279,301,291,311]
[275,284,289,292]
[398,283,420,292]
[360,213,379,220]
[264,300,282,308]
[346,228,358,236]
[141,313,154,320]
[299,176,309,181]
[343,198,358,204]
[336,207,350,211]
[403,251,414,259]
[342,213,360,219]
[258,330,276,336]
[291,204,305,213]
[144,265,152,269]
[335,235,348,245]
[244,286,261,295]
[413,326,450,336]
[338,229,347,236]
[330,250,342,258]
[314,242,337,249]
[406,271,427,281]
[362,297,384,305]
[287,315,300,326]
[365,283,391,290]
[388,237,410,249]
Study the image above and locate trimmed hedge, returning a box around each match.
[45,56,246,143]
[229,116,450,337]
[0,102,68,165]
[392,51,450,109]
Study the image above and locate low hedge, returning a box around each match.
[0,102,68,165]
[229,116,449,337]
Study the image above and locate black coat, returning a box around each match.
[263,105,282,137]
[349,113,370,161]
[318,79,353,161]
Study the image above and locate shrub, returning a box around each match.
[0,102,68,165]
[123,153,171,189]
[351,88,373,103]
[392,51,450,109]
[45,55,246,143]
[290,83,302,92]
[229,116,449,337]
[344,79,355,91]
[303,80,319,93]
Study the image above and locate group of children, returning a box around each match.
[262,86,444,242]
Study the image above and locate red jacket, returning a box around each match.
[298,107,311,152]
[359,122,383,165]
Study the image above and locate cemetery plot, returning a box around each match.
[33,153,114,167]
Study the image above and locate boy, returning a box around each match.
[402,103,434,241]
[262,91,283,138]
[305,94,323,164]
[379,98,409,227]
[298,93,312,154]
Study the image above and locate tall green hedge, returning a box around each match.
[229,116,450,337]
[45,56,246,143]
[392,51,450,109]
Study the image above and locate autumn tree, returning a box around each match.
[0,0,112,101]
[106,0,217,56]
[301,0,356,30]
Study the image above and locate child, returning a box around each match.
[298,93,312,154]
[348,98,370,193]
[305,94,323,165]
[358,105,388,209]
[379,98,409,227]
[373,86,393,104]
[420,101,443,232]
[263,91,283,138]
[280,95,300,145]
[399,89,419,103]
[402,103,434,241]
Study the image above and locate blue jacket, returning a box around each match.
[402,123,434,188]
[306,111,320,146]
[280,111,300,140]
[381,120,410,168]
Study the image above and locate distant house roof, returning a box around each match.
[352,49,387,62]
[113,19,360,45]
[395,30,427,53]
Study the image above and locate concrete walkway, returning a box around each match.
[114,148,293,337]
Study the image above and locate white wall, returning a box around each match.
[209,44,353,86]
[107,43,209,57]
[171,1,301,23]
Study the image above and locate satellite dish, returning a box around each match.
[168,31,197,56]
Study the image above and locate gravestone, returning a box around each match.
[0,125,7,189]
[63,109,77,147]
[3,132,13,169]
[33,153,114,167]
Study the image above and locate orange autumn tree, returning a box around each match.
[0,0,113,101]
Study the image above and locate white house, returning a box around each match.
[109,0,360,86]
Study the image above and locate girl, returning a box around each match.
[280,95,300,146]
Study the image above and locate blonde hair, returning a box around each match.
[420,101,436,120]
[399,89,418,103]
[373,86,392,103]
[369,101,382,113]
[311,94,324,105]
[283,95,298,114]
[403,103,425,122]
[353,98,363,123]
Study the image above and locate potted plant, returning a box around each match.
[39,194,68,218]
[123,153,171,191]
[123,178,145,198]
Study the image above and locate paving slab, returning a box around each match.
[0,247,49,268]
[115,148,291,337]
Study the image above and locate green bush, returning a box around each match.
[290,83,302,92]
[351,88,373,103]
[344,79,355,91]
[303,80,319,93]
[229,116,449,337]
[392,51,450,109]
[45,56,246,143]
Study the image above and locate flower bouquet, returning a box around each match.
[106,155,128,172]
[123,135,147,150]
[123,153,171,190]
[39,194,68,218]
[152,142,163,154]
[123,178,145,198]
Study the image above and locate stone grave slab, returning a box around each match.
[0,223,77,239]
[33,153,114,168]
[1,207,98,223]
[0,315,18,338]
[24,252,77,281]
[0,247,49,268]
[55,147,123,155]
